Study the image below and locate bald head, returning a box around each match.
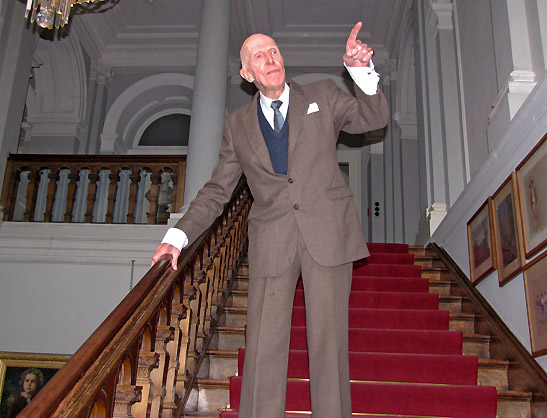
[239,33,286,99]
[240,33,277,68]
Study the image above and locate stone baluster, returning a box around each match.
[126,169,140,224]
[63,168,78,222]
[105,167,119,223]
[85,167,101,223]
[23,168,40,222]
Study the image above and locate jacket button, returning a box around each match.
[288,178,294,184]
[293,204,299,210]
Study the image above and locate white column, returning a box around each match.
[488,0,539,149]
[430,0,467,206]
[413,0,449,237]
[182,0,232,209]
[85,61,113,154]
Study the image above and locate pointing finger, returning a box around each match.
[347,21,363,50]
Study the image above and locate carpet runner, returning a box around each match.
[219,243,498,417]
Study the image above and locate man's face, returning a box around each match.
[23,373,39,395]
[240,34,286,98]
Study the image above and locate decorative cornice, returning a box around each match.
[428,0,454,34]
[90,60,113,85]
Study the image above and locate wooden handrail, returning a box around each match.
[18,178,251,418]
[0,154,187,224]
[429,242,547,398]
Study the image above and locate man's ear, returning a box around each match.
[240,68,253,83]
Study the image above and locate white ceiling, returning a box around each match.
[72,0,409,71]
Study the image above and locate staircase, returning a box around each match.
[182,243,534,418]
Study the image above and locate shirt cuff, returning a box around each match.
[161,227,189,251]
[344,60,380,95]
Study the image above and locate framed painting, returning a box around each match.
[516,133,547,258]
[0,352,69,418]
[491,173,525,285]
[467,200,496,284]
[523,251,547,357]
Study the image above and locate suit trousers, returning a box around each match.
[238,230,353,418]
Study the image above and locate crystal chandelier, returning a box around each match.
[25,0,115,29]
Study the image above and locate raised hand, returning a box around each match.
[343,22,374,67]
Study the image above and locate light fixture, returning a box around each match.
[25,0,119,29]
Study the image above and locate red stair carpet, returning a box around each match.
[220,243,498,418]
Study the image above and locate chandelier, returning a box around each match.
[25,0,119,29]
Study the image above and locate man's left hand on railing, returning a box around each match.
[151,243,181,271]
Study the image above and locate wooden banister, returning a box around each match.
[0,154,187,224]
[18,178,251,418]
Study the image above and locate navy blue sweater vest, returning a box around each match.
[257,100,289,175]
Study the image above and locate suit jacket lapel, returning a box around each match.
[242,93,275,173]
[287,81,306,169]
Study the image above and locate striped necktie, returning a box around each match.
[271,100,284,132]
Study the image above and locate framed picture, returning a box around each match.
[523,251,547,357]
[516,133,547,258]
[0,352,69,418]
[491,173,525,285]
[467,200,496,284]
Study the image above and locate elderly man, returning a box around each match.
[152,22,389,418]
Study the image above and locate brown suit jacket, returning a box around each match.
[175,79,389,278]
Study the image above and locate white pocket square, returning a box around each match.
[307,102,319,114]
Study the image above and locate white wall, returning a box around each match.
[432,73,547,371]
[0,222,165,354]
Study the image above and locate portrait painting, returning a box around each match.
[0,352,69,418]
[467,200,496,284]
[491,173,524,285]
[523,251,547,357]
[517,134,547,258]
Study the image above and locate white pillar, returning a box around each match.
[182,0,232,209]
[430,0,467,206]
[85,61,112,154]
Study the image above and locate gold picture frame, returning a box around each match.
[0,352,69,417]
[467,200,496,285]
[523,251,547,357]
[516,133,547,259]
[491,173,525,285]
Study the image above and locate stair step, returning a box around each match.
[184,378,230,415]
[354,252,415,265]
[237,349,479,385]
[414,255,444,268]
[463,334,491,358]
[439,295,463,313]
[221,412,457,418]
[352,275,430,293]
[291,306,450,330]
[206,349,239,380]
[215,326,245,350]
[219,389,529,418]
[496,390,533,418]
[233,276,248,290]
[368,243,410,253]
[223,307,247,326]
[478,359,510,390]
[449,312,476,334]
[228,377,498,418]
[409,245,435,257]
[290,326,463,354]
[186,412,223,417]
[227,289,247,307]
[428,279,453,295]
[421,266,451,281]
[353,263,422,277]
